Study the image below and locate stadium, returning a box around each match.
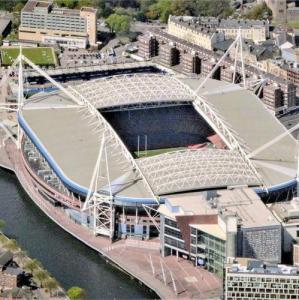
[17,72,298,240]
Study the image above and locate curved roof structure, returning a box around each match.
[137,149,260,195]
[72,74,192,110]
[19,74,298,203]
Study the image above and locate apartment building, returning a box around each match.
[264,0,287,25]
[217,19,269,43]
[168,16,225,51]
[225,258,299,300]
[159,188,281,278]
[19,0,97,48]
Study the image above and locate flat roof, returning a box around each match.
[191,223,226,240]
[181,78,298,188]
[160,188,279,229]
[20,105,152,200]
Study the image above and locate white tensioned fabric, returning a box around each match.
[137,149,260,195]
[70,73,264,189]
[71,74,192,109]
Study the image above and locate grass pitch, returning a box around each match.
[1,47,57,66]
[134,147,186,158]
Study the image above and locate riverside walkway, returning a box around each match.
[2,140,222,300]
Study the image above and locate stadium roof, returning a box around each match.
[72,74,192,110]
[20,74,298,200]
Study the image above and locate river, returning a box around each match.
[0,168,155,299]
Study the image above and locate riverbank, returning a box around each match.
[0,230,66,299]
[1,141,222,300]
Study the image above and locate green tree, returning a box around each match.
[146,0,172,23]
[24,259,41,273]
[13,2,25,13]
[34,269,49,288]
[54,0,78,9]
[15,250,27,265]
[4,239,19,252]
[245,3,272,19]
[106,14,131,34]
[0,219,5,233]
[67,286,87,300]
[44,277,59,297]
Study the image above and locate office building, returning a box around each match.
[225,258,299,299]
[19,0,97,48]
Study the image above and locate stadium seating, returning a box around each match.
[102,104,214,151]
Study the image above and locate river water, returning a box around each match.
[0,169,154,299]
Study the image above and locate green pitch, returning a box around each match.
[134,147,186,158]
[1,47,57,66]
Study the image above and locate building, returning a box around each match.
[225,258,299,300]
[159,188,282,278]
[138,22,297,113]
[293,244,299,266]
[217,19,269,43]
[270,198,299,255]
[168,16,269,47]
[264,0,287,25]
[287,7,299,24]
[168,16,225,51]
[19,0,97,48]
[0,17,11,39]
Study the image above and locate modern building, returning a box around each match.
[19,0,97,48]
[225,258,299,300]
[159,188,282,278]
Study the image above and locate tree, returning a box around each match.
[245,3,272,20]
[24,259,41,274]
[146,0,172,23]
[4,239,19,252]
[15,250,27,265]
[67,286,87,300]
[33,269,49,288]
[44,277,59,297]
[106,14,131,34]
[54,0,78,9]
[0,219,5,233]
[13,2,25,13]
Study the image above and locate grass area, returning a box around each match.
[1,47,57,66]
[134,147,186,158]
[288,22,299,29]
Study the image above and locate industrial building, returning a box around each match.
[19,0,97,48]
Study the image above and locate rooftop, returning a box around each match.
[270,198,299,223]
[20,75,297,199]
[159,188,279,229]
[227,259,299,276]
